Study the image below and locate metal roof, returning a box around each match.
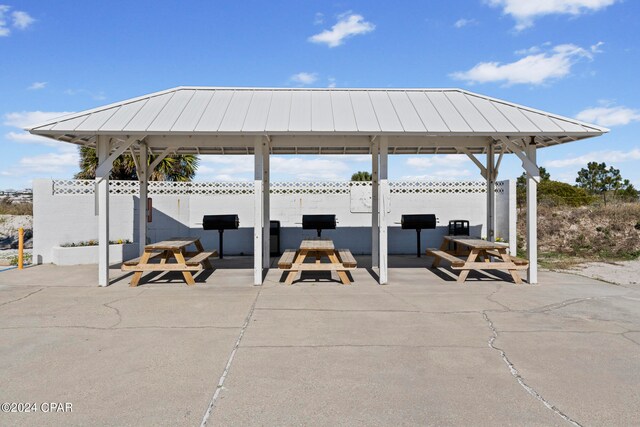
[28,87,608,155]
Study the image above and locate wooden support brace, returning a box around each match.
[95,136,139,177]
[148,147,173,172]
[500,137,540,182]
[460,147,488,179]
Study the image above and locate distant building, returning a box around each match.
[0,188,33,203]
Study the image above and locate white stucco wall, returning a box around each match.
[33,179,515,264]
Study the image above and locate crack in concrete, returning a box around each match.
[0,325,239,331]
[534,297,605,313]
[0,288,43,308]
[485,284,512,311]
[253,307,482,315]
[102,290,146,328]
[621,332,640,347]
[200,288,262,427]
[254,307,420,313]
[482,311,583,427]
[500,329,627,335]
[241,344,485,349]
[378,286,424,311]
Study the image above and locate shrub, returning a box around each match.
[60,239,131,247]
[537,180,595,207]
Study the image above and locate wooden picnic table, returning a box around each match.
[427,236,528,284]
[122,237,217,286]
[278,238,357,285]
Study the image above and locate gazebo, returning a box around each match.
[28,87,608,286]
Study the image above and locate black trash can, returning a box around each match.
[448,220,470,252]
[270,220,281,256]
[448,220,470,236]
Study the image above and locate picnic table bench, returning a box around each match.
[122,237,217,286]
[278,238,357,285]
[427,236,528,284]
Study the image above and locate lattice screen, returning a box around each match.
[52,180,95,195]
[389,181,488,194]
[52,180,503,195]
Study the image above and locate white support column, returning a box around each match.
[526,140,538,284]
[486,143,496,241]
[96,136,111,287]
[371,140,379,268]
[262,139,270,269]
[253,137,264,285]
[138,142,148,255]
[379,136,389,284]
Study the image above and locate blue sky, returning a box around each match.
[1,0,639,189]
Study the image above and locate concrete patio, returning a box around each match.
[1,258,639,426]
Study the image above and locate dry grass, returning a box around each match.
[0,198,32,215]
[518,202,640,268]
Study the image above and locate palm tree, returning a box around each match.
[74,146,198,181]
[351,171,372,181]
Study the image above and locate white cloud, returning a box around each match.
[514,44,545,55]
[4,131,74,150]
[327,77,336,88]
[545,149,640,168]
[290,72,318,85]
[450,43,600,86]
[272,157,350,180]
[0,4,10,36]
[314,12,324,25]
[199,156,254,176]
[454,18,477,28]
[196,155,355,181]
[3,111,75,149]
[64,88,107,100]
[15,152,79,174]
[406,155,471,169]
[0,5,34,36]
[402,155,477,180]
[575,105,640,127]
[401,169,474,180]
[12,10,34,29]
[27,81,46,90]
[308,13,375,47]
[486,0,620,31]
[332,154,370,163]
[4,110,73,128]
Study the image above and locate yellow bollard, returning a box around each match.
[18,227,24,270]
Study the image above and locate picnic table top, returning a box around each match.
[300,238,335,251]
[144,237,199,251]
[443,236,510,250]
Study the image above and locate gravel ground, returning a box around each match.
[0,214,32,233]
[563,259,640,288]
[0,214,33,249]
[0,248,33,266]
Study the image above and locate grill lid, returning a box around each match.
[202,214,240,230]
[401,214,437,230]
[302,214,337,230]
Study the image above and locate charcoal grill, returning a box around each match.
[401,214,438,257]
[202,214,240,259]
[302,214,337,237]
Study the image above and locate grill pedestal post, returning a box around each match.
[218,229,224,259]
